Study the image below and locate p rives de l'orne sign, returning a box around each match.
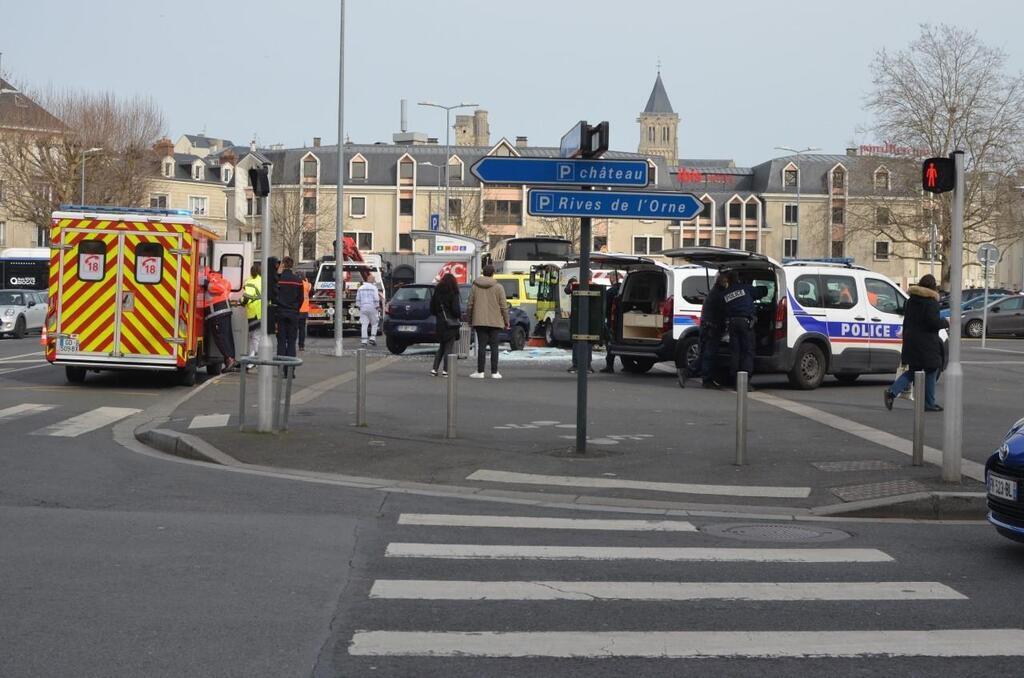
[527,188,703,220]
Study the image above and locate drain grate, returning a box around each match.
[812,460,900,472]
[831,479,927,503]
[701,523,851,543]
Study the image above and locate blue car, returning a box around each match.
[939,294,1007,320]
[985,417,1024,542]
[382,283,530,355]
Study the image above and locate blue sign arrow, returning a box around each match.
[527,189,703,220]
[471,157,648,187]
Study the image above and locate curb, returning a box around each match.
[136,428,240,467]
[812,491,988,520]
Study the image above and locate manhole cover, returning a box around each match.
[701,523,851,543]
[812,460,900,472]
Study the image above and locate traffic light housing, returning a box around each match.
[248,166,271,197]
[922,157,955,194]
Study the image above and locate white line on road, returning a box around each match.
[0,403,57,420]
[31,406,141,437]
[961,360,1024,365]
[0,363,50,376]
[188,413,230,429]
[750,392,987,482]
[291,355,399,406]
[384,543,893,563]
[397,514,697,531]
[466,469,811,499]
[0,351,46,362]
[349,629,1024,658]
[368,580,965,601]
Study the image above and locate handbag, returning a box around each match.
[439,304,461,329]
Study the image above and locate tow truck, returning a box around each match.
[308,236,386,332]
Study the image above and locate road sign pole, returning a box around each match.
[982,264,989,350]
[942,150,964,483]
[258,190,274,433]
[575,209,591,455]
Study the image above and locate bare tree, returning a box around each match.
[852,24,1024,284]
[272,188,339,260]
[445,190,489,242]
[0,87,165,243]
[536,215,581,249]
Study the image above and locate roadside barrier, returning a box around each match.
[238,355,303,433]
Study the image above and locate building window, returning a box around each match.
[682,236,696,247]
[149,194,168,209]
[483,199,522,225]
[744,202,758,220]
[222,165,233,184]
[744,238,757,253]
[874,168,890,190]
[350,158,367,180]
[448,198,462,219]
[593,235,608,252]
[728,202,742,219]
[303,196,317,214]
[784,204,799,225]
[831,206,845,224]
[662,127,670,142]
[189,196,208,215]
[448,159,463,182]
[192,163,204,181]
[875,207,890,225]
[728,238,742,250]
[246,197,263,216]
[648,126,654,142]
[398,233,413,250]
[350,196,366,217]
[399,197,413,215]
[162,160,174,178]
[699,201,713,219]
[344,231,373,250]
[303,158,318,179]
[632,236,663,255]
[399,160,414,180]
[831,240,845,258]
[832,168,845,189]
[699,237,711,246]
[784,238,799,258]
[874,240,890,260]
[255,232,262,250]
[301,230,317,261]
[784,168,798,188]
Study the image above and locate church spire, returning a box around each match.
[643,72,674,114]
[638,70,679,166]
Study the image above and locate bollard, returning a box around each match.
[912,370,925,466]
[356,348,367,426]
[735,371,748,465]
[446,353,457,438]
[238,362,247,431]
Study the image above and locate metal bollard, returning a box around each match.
[735,371,748,465]
[912,370,925,466]
[446,353,457,438]
[238,362,247,431]
[356,348,367,427]
[282,366,295,431]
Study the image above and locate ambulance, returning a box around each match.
[44,205,250,385]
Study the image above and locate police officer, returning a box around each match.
[599,272,621,374]
[275,256,304,359]
[723,269,756,386]
[684,272,727,388]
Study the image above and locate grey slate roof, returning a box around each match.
[184,134,234,149]
[751,153,918,196]
[643,73,674,114]
[0,77,63,132]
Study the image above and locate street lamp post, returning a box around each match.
[418,102,478,231]
[775,146,820,259]
[421,162,444,223]
[333,0,346,357]
[79,147,103,204]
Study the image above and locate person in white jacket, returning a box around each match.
[356,275,383,346]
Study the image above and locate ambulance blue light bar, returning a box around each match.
[60,204,194,217]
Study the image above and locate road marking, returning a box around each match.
[962,360,1024,365]
[291,355,399,405]
[972,345,1024,355]
[397,514,697,531]
[466,469,811,499]
[349,629,1024,658]
[0,359,47,364]
[0,351,46,362]
[0,403,57,420]
[188,413,230,429]
[384,543,893,562]
[31,406,141,437]
[0,363,50,376]
[368,580,965,601]
[749,392,986,482]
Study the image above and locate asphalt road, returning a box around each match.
[3,334,1024,677]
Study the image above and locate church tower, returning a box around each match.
[637,71,678,166]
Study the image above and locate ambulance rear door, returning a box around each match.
[115,230,185,364]
[53,223,119,359]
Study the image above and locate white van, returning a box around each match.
[610,247,934,389]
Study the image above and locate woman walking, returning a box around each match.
[430,273,462,376]
[884,274,949,412]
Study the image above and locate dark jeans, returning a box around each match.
[298,313,307,349]
[889,368,939,408]
[433,337,457,371]
[698,323,724,380]
[728,316,755,381]
[605,350,616,370]
[475,327,500,373]
[276,311,300,358]
[206,313,235,362]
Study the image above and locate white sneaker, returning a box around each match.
[469,372,485,379]
[491,372,503,379]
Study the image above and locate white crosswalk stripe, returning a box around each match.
[31,406,140,437]
[398,513,697,531]
[188,414,231,430]
[0,403,57,420]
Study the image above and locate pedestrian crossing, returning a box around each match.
[344,511,1024,664]
[3,403,140,437]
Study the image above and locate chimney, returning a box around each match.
[473,109,490,146]
[846,147,858,156]
[221,149,238,166]
[313,137,321,147]
[427,137,439,145]
[515,135,528,148]
[153,137,174,158]
[400,99,408,133]
[250,138,257,151]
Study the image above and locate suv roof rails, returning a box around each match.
[783,257,867,270]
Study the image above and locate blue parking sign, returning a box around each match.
[429,213,440,231]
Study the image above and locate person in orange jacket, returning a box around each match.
[201,267,238,371]
[298,275,312,351]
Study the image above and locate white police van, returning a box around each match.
[607,247,921,389]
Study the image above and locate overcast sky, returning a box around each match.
[2,0,1022,166]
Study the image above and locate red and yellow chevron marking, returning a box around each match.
[58,228,120,355]
[119,233,181,358]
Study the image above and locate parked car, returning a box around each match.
[960,295,1024,338]
[382,283,530,355]
[0,289,46,338]
[940,287,1015,310]
[940,294,1008,320]
[986,417,1024,543]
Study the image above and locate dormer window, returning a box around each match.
[783,166,799,188]
[350,155,367,180]
[874,167,891,191]
[448,156,464,182]
[303,157,318,179]
[832,167,845,189]
[192,161,204,181]
[399,159,415,179]
[222,164,233,184]
[162,159,174,178]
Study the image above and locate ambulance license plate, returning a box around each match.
[988,473,1018,502]
[57,335,80,353]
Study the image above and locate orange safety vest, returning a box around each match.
[202,269,232,318]
[300,279,311,314]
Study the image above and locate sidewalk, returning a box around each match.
[138,338,986,517]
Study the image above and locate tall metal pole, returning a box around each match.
[444,109,451,231]
[576,212,591,454]
[930,220,937,278]
[80,153,86,204]
[333,0,346,357]
[258,171,274,433]
[942,150,965,482]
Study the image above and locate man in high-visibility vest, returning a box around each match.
[298,276,311,351]
[241,263,262,361]
[201,267,238,371]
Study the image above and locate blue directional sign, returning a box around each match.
[429,213,440,231]
[471,157,649,187]
[527,189,703,220]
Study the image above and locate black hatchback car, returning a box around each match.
[382,283,530,355]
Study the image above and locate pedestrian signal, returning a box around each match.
[922,157,955,194]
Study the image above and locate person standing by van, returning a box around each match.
[356,275,383,346]
[429,273,461,376]
[684,272,727,388]
[467,263,510,379]
[275,256,303,358]
[884,274,948,412]
[599,272,621,374]
[723,270,756,386]
[241,263,262,360]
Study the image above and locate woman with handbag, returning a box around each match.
[430,273,462,376]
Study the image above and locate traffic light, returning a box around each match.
[922,157,955,194]
[248,166,270,197]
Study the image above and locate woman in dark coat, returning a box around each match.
[884,274,948,412]
[430,273,462,376]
